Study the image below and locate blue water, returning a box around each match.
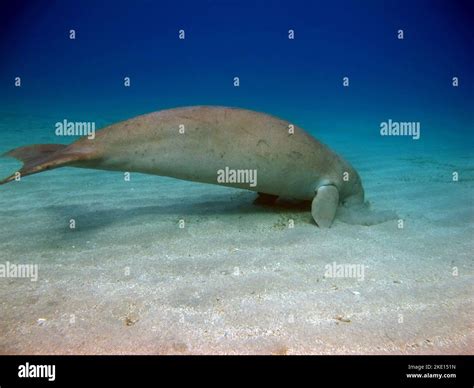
[0,0,473,137]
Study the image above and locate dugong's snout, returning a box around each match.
[342,170,365,207]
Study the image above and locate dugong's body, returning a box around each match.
[1,106,365,227]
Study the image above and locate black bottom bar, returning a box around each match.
[0,355,471,387]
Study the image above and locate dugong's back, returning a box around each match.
[94,106,349,199]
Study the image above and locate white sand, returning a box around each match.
[0,130,473,354]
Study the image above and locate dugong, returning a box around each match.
[1,106,365,227]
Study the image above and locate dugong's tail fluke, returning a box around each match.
[0,143,95,185]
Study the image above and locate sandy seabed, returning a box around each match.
[0,130,473,355]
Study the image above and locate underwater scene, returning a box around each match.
[0,0,472,354]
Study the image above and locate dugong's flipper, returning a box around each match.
[311,185,339,228]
